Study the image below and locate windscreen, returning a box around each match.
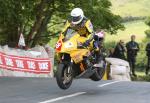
[64,28,76,41]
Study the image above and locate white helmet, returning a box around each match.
[70,8,84,25]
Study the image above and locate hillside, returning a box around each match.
[105,0,150,43]
[105,20,149,43]
[110,0,150,17]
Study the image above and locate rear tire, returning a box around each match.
[56,63,73,89]
[90,61,105,81]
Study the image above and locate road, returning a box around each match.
[0,77,150,103]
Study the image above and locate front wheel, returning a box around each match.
[56,63,73,89]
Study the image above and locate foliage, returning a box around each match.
[132,75,150,82]
[122,16,146,23]
[145,17,150,26]
[0,0,37,46]
[0,0,124,47]
[77,0,125,34]
[145,30,150,38]
[136,37,150,70]
[104,41,116,49]
[145,17,150,38]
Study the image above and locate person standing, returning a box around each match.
[145,42,150,75]
[126,35,140,77]
[113,40,126,60]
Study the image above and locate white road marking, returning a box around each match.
[39,81,121,103]
[39,92,86,103]
[98,81,121,88]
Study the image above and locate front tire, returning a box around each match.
[56,63,73,89]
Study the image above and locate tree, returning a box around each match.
[0,0,38,46]
[0,0,124,48]
[145,17,150,38]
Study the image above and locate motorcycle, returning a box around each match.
[55,29,106,89]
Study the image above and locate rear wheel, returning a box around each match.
[90,60,105,81]
[56,63,73,89]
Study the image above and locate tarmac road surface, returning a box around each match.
[0,77,150,103]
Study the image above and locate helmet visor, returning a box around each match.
[72,16,82,23]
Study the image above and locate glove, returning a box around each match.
[82,41,90,47]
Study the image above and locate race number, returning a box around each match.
[56,40,62,51]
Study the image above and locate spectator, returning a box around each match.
[108,48,115,57]
[126,35,139,77]
[113,40,126,60]
[145,42,150,75]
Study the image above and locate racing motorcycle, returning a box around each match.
[55,29,106,89]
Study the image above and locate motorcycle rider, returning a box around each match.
[61,8,97,70]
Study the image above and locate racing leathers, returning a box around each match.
[62,17,94,47]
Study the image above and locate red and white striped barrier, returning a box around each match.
[0,45,54,77]
[0,52,51,74]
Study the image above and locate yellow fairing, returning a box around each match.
[57,33,91,63]
[70,50,90,63]
[60,34,80,53]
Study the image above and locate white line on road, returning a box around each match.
[39,81,121,103]
[39,92,86,103]
[98,81,121,88]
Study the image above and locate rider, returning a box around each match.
[62,8,97,70]
[62,8,94,47]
